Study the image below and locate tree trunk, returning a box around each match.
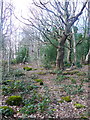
[66,40,72,63]
[56,45,64,70]
[85,49,90,63]
[72,27,77,64]
[0,0,4,80]
[85,1,90,64]
[8,0,12,72]
[56,35,67,70]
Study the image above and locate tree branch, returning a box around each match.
[70,1,88,27]
[33,0,66,25]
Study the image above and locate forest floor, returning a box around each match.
[1,63,90,120]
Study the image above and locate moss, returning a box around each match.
[34,79,43,83]
[74,103,86,109]
[39,68,44,70]
[51,109,57,111]
[15,80,21,83]
[33,68,37,70]
[2,85,13,95]
[49,70,62,75]
[58,100,64,103]
[0,106,14,117]
[6,96,22,106]
[77,72,86,76]
[2,80,13,85]
[64,62,71,68]
[62,70,79,75]
[61,96,72,102]
[23,67,32,71]
[80,116,88,119]
[37,72,46,75]
[40,82,44,85]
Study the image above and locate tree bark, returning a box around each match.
[85,1,90,64]
[66,40,72,63]
[85,49,90,63]
[72,27,77,64]
[0,0,4,80]
[56,35,67,70]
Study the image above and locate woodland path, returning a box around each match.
[12,63,89,119]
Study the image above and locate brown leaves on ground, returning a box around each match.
[1,63,89,119]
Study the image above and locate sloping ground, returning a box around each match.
[1,64,90,119]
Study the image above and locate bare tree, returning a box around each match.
[16,0,87,69]
[7,0,13,72]
[30,0,87,70]
[85,0,90,63]
[0,0,4,81]
[0,0,14,75]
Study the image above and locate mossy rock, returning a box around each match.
[23,67,32,71]
[34,79,43,82]
[74,103,86,109]
[61,96,72,102]
[63,70,79,75]
[6,96,22,106]
[0,106,14,117]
